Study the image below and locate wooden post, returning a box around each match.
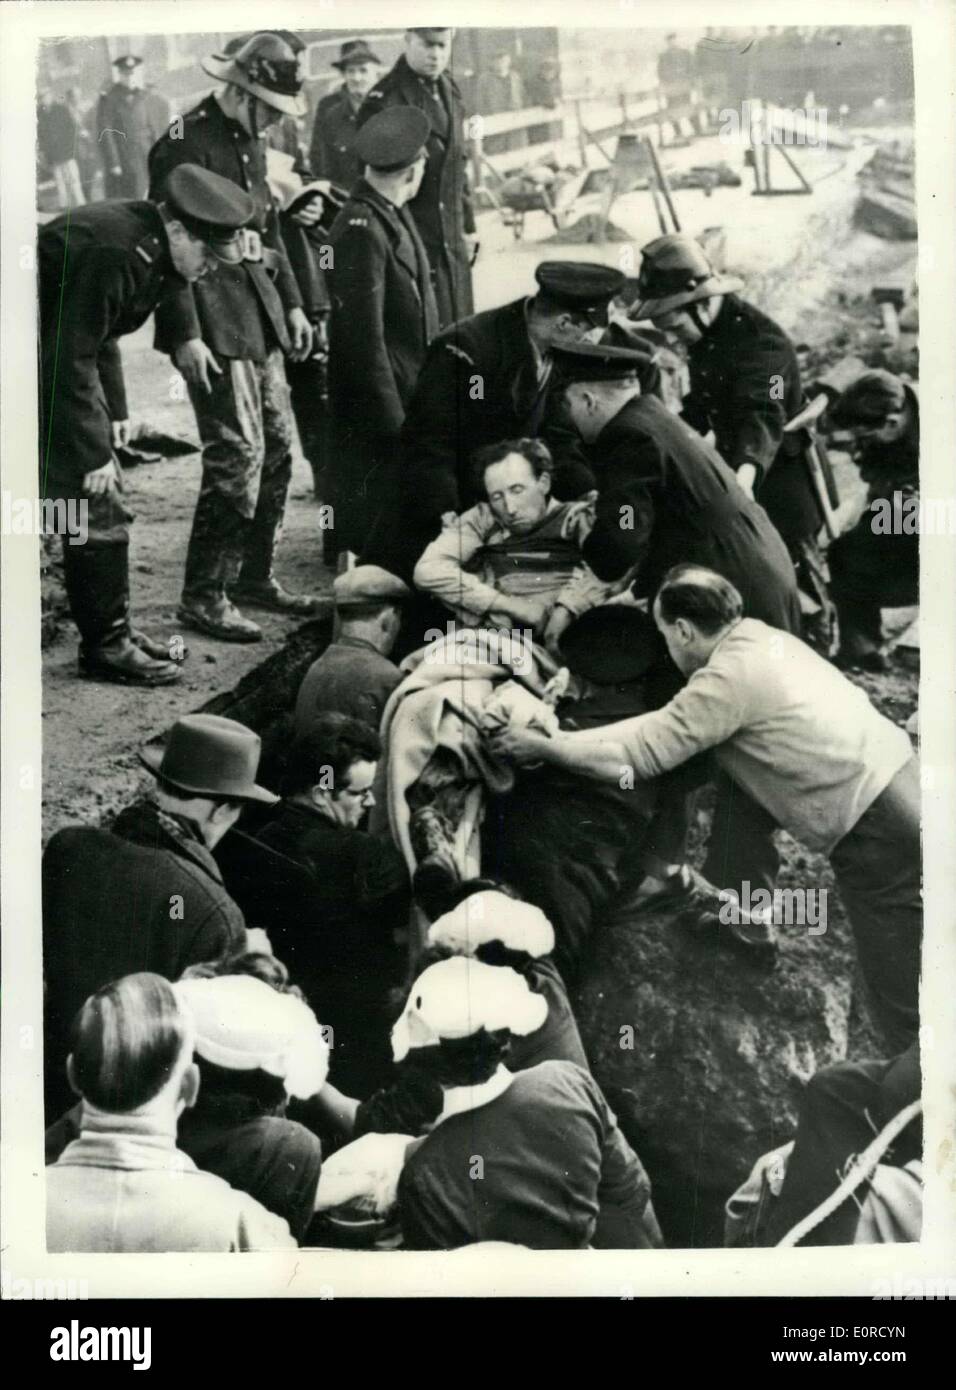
[574,99,588,166]
[646,166,668,234]
[644,136,681,232]
[776,141,813,193]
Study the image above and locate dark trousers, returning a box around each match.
[766,1048,921,1245]
[641,760,780,902]
[829,517,919,647]
[183,350,294,603]
[47,476,135,652]
[285,353,330,501]
[830,757,922,1053]
[702,769,781,900]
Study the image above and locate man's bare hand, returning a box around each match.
[287,307,313,362]
[486,722,553,767]
[543,603,573,658]
[502,595,548,629]
[245,927,274,956]
[291,197,324,227]
[110,419,131,450]
[82,459,121,496]
[736,463,757,500]
[173,339,222,394]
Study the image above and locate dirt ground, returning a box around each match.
[41,122,918,841]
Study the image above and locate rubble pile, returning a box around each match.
[854,139,916,241]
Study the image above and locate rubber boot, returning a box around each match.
[179,492,262,642]
[234,485,321,615]
[62,542,183,686]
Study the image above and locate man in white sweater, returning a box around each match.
[489,564,921,1050]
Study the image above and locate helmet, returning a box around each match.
[203,32,306,117]
[634,234,743,319]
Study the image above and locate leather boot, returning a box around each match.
[231,574,324,615]
[130,629,189,662]
[62,543,183,686]
[178,594,263,642]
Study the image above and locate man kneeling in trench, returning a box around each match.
[488,564,921,1054]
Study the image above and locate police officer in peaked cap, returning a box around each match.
[39,166,255,686]
[363,258,629,589]
[324,106,439,557]
[95,53,167,199]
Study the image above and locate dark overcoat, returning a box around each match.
[42,800,246,1119]
[38,200,175,491]
[582,394,803,633]
[96,84,167,198]
[358,55,475,328]
[682,293,821,546]
[148,94,303,361]
[308,88,363,190]
[325,178,438,551]
[364,297,596,580]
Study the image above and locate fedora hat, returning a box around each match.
[633,234,743,319]
[139,714,278,805]
[332,39,382,70]
[558,604,663,684]
[203,32,307,118]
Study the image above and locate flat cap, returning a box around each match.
[831,369,907,426]
[113,54,143,69]
[354,107,430,172]
[550,339,651,383]
[333,564,410,608]
[534,261,625,321]
[162,165,256,263]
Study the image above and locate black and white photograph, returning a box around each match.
[2,0,955,1318]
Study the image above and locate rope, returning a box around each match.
[776,1099,922,1247]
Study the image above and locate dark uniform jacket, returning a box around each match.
[682,293,820,546]
[366,296,596,580]
[358,55,475,328]
[308,88,363,190]
[42,799,246,1119]
[398,1060,651,1250]
[148,94,303,361]
[96,84,169,198]
[38,200,177,490]
[325,179,439,550]
[327,179,438,434]
[582,394,803,633]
